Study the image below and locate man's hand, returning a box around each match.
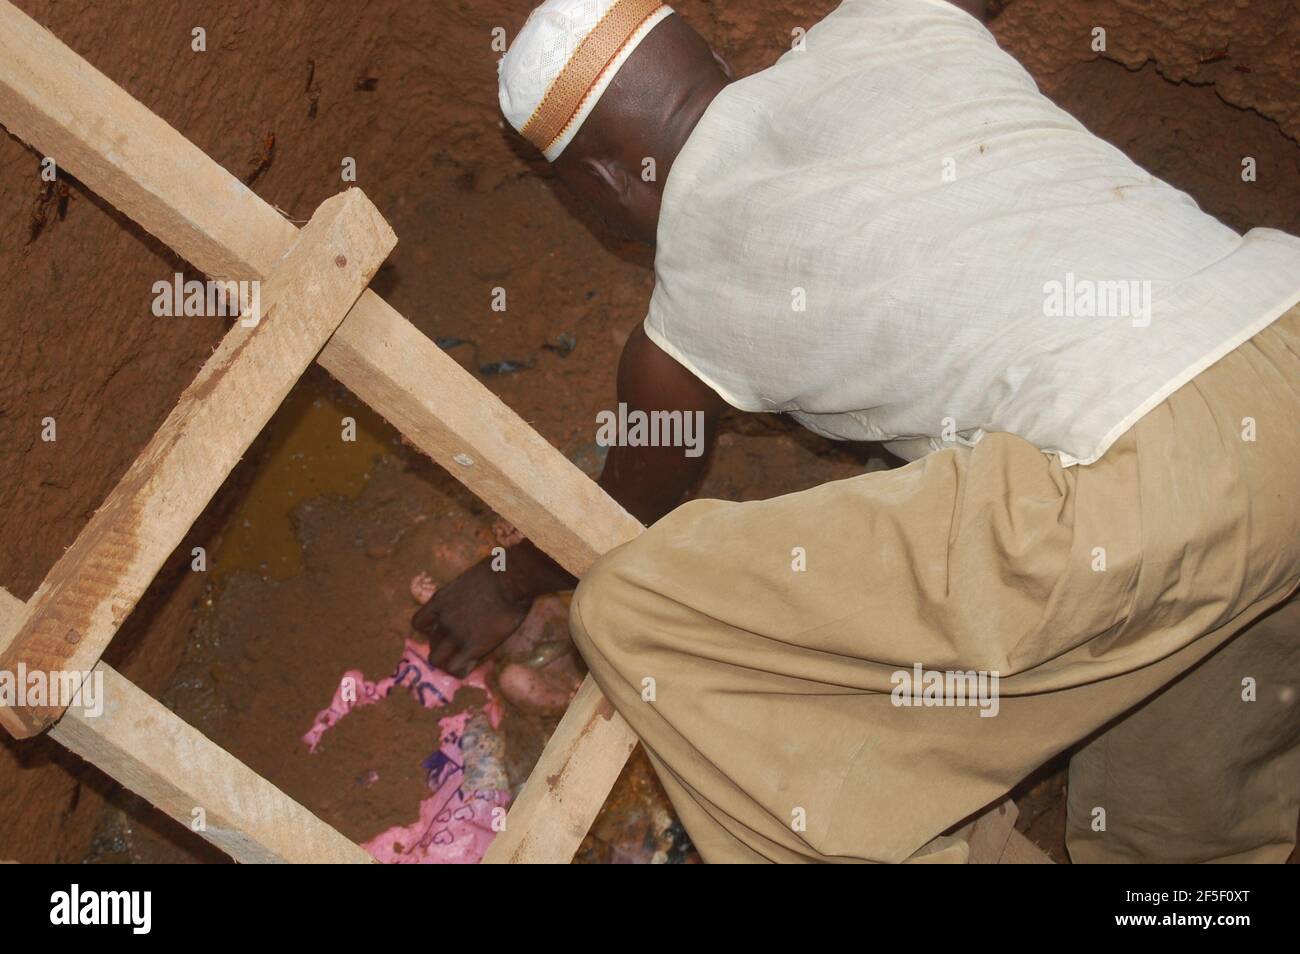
[411,325,727,676]
[411,556,532,677]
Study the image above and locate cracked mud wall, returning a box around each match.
[0,0,1296,862]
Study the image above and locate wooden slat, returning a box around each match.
[966,799,1018,864]
[0,0,642,856]
[958,797,1056,863]
[0,189,396,738]
[0,3,1053,866]
[1000,829,1056,864]
[50,668,376,864]
[0,0,641,580]
[483,675,638,862]
[317,302,641,575]
[0,587,372,863]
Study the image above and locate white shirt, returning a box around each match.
[644,0,1300,466]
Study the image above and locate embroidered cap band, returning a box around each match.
[499,0,674,162]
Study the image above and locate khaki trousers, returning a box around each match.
[570,305,1300,863]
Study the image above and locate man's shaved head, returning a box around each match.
[542,13,732,246]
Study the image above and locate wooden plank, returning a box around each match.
[0,0,643,855]
[49,668,376,864]
[0,189,396,738]
[0,587,372,863]
[318,303,641,575]
[966,798,1018,864]
[0,0,641,580]
[1000,828,1056,864]
[483,675,638,863]
[0,3,1050,866]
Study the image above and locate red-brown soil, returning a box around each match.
[1,0,1296,863]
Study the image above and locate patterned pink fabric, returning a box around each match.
[303,639,510,863]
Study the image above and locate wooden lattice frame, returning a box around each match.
[0,1,1048,864]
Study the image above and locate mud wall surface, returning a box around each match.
[1,0,1297,862]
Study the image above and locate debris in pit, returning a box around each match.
[542,331,578,357]
[28,175,74,244]
[577,749,700,864]
[244,132,276,186]
[305,59,321,118]
[303,639,510,864]
[480,358,534,376]
[435,336,475,351]
[494,592,585,716]
[491,520,524,547]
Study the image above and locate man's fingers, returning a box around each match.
[445,648,480,679]
[414,601,476,675]
[427,638,458,672]
[411,601,437,634]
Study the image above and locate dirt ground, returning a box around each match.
[2,0,1297,864]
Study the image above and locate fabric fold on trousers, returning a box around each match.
[570,305,1300,862]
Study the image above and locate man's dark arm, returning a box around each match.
[599,323,728,521]
[946,0,988,21]
[415,325,728,675]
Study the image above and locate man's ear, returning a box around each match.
[710,46,735,81]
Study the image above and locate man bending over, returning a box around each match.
[416,0,1300,862]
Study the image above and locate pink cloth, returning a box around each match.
[303,639,510,863]
[362,708,511,864]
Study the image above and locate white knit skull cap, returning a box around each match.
[499,0,675,161]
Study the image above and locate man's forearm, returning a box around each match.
[497,537,579,601]
[495,326,726,602]
[497,430,719,601]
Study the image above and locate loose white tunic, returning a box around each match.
[644,0,1300,465]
